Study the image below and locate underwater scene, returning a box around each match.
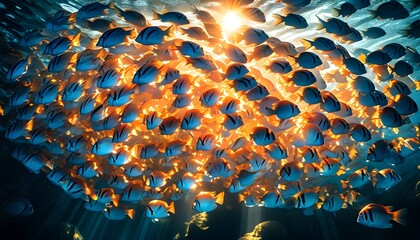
[0,0,419,239]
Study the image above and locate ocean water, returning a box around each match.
[0,0,419,239]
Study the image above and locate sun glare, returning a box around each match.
[223,11,242,33]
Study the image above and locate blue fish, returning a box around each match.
[172,76,192,95]
[109,149,130,166]
[300,147,320,163]
[48,52,77,73]
[220,98,239,114]
[274,100,300,120]
[159,116,180,135]
[344,57,367,75]
[196,134,216,151]
[120,183,147,202]
[320,91,341,113]
[251,127,275,146]
[181,109,202,130]
[352,76,375,93]
[97,69,120,89]
[108,86,134,106]
[136,26,173,45]
[362,27,386,39]
[366,51,391,65]
[233,75,258,92]
[358,91,388,107]
[385,80,411,96]
[115,6,147,26]
[144,112,162,130]
[225,63,249,80]
[262,191,284,208]
[280,162,303,181]
[179,27,209,40]
[172,94,191,108]
[379,107,407,127]
[301,86,322,104]
[92,137,114,156]
[381,43,405,59]
[43,33,80,56]
[304,112,331,131]
[123,164,146,178]
[79,95,96,115]
[62,81,84,102]
[193,192,224,213]
[104,206,134,220]
[5,197,34,216]
[200,88,219,107]
[132,62,162,85]
[392,94,418,116]
[97,28,134,48]
[332,2,357,18]
[160,67,181,85]
[289,70,316,86]
[224,44,248,63]
[300,37,336,51]
[242,27,269,45]
[246,85,269,101]
[292,52,322,69]
[66,135,86,153]
[145,200,174,222]
[46,10,75,32]
[265,60,292,74]
[185,57,217,72]
[140,143,159,159]
[350,124,371,142]
[302,124,324,146]
[6,57,29,81]
[153,11,189,25]
[77,161,98,178]
[369,0,409,20]
[330,118,350,135]
[47,109,67,129]
[316,16,352,36]
[9,87,30,107]
[265,142,288,160]
[174,40,204,58]
[391,60,413,77]
[223,113,244,130]
[76,2,112,21]
[273,13,308,29]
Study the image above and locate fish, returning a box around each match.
[273,13,308,29]
[97,28,135,48]
[316,16,352,36]
[371,169,402,192]
[114,6,147,26]
[362,27,386,39]
[76,2,113,21]
[401,20,420,38]
[193,192,224,212]
[43,32,80,56]
[357,203,407,229]
[145,200,175,222]
[332,2,357,18]
[104,206,135,220]
[261,190,284,208]
[300,37,336,51]
[153,11,189,25]
[280,161,304,181]
[369,1,409,20]
[341,168,371,189]
[135,26,173,45]
[4,197,34,216]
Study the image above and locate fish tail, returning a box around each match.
[112,194,120,207]
[393,208,407,227]
[152,11,161,20]
[215,192,224,205]
[126,209,135,219]
[331,8,340,17]
[399,29,410,37]
[272,14,284,26]
[238,194,245,203]
[300,38,313,50]
[165,25,175,38]
[315,16,326,30]
[168,201,175,214]
[68,12,76,23]
[72,31,81,47]
[368,10,378,19]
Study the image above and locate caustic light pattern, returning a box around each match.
[1,0,419,224]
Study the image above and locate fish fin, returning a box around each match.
[368,10,378,19]
[358,54,366,64]
[387,64,394,73]
[165,25,175,38]
[393,208,407,227]
[127,209,135,219]
[127,28,137,39]
[152,11,161,20]
[168,201,175,214]
[315,16,326,30]
[399,29,410,37]
[272,14,284,26]
[300,38,313,50]
[215,192,225,205]
[316,202,323,209]
[72,31,81,47]
[238,194,245,203]
[331,8,340,17]
[112,194,120,207]
[342,203,348,209]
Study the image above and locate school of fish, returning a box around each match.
[0,0,419,228]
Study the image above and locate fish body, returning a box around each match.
[357,203,406,229]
